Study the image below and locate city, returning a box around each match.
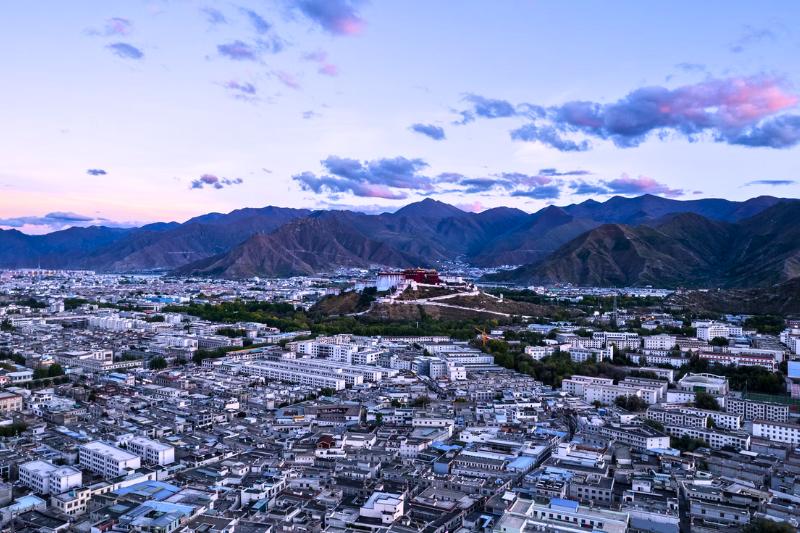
[3,1,800,532]
[0,268,798,532]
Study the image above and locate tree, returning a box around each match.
[742,519,796,533]
[47,363,64,378]
[710,336,729,347]
[0,319,13,332]
[319,387,336,397]
[149,356,167,370]
[694,391,720,411]
[671,435,708,452]
[411,395,430,408]
[614,395,649,412]
[643,419,665,432]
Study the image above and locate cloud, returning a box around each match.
[293,0,365,35]
[410,123,445,140]
[601,174,683,197]
[675,62,706,73]
[217,40,258,61]
[538,168,590,177]
[454,94,544,124]
[303,51,338,76]
[201,7,227,25]
[510,184,563,200]
[723,114,800,148]
[223,81,257,101]
[240,8,271,34]
[729,25,776,53]
[0,211,111,234]
[190,174,244,190]
[275,71,301,90]
[302,110,321,119]
[570,181,610,195]
[510,124,590,151]
[454,201,485,213]
[293,156,432,199]
[499,75,800,151]
[86,169,107,176]
[745,179,796,186]
[106,42,144,60]
[87,17,133,37]
[436,171,556,195]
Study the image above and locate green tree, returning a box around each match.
[643,419,665,432]
[694,391,720,411]
[149,356,167,370]
[710,336,729,347]
[0,319,13,332]
[47,363,64,378]
[742,519,796,533]
[614,395,648,412]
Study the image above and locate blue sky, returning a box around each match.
[1,0,800,233]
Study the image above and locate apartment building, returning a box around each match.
[18,460,82,495]
[495,497,629,533]
[241,361,347,391]
[565,346,613,363]
[0,391,23,414]
[698,351,777,372]
[593,331,641,350]
[596,424,671,451]
[726,397,789,422]
[752,420,800,445]
[665,425,750,450]
[646,407,707,429]
[694,322,743,341]
[561,376,613,397]
[524,345,557,361]
[584,383,659,406]
[643,334,677,350]
[121,435,175,465]
[79,441,142,478]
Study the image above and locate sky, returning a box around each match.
[2,0,800,233]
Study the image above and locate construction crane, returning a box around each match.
[475,326,489,346]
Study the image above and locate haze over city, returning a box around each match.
[2,1,800,233]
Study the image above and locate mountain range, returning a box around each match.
[1,194,797,288]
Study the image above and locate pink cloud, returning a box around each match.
[603,173,683,197]
[303,51,339,77]
[275,71,301,90]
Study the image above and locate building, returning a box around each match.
[121,435,175,465]
[677,373,729,395]
[694,322,743,341]
[643,334,677,350]
[698,351,777,371]
[359,492,405,525]
[595,424,671,451]
[241,361,347,391]
[752,420,800,445]
[18,461,82,495]
[593,331,641,350]
[0,391,23,414]
[79,441,141,479]
[494,497,629,533]
[664,425,751,450]
[565,346,612,363]
[726,397,789,422]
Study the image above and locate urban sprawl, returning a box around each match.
[0,269,798,533]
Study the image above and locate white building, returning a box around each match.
[694,322,743,341]
[593,331,641,350]
[566,346,613,363]
[241,361,347,391]
[79,441,141,479]
[524,345,557,361]
[359,492,405,525]
[752,420,800,445]
[643,334,677,351]
[677,373,729,395]
[119,435,175,465]
[665,425,750,450]
[18,461,82,495]
[726,397,789,422]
